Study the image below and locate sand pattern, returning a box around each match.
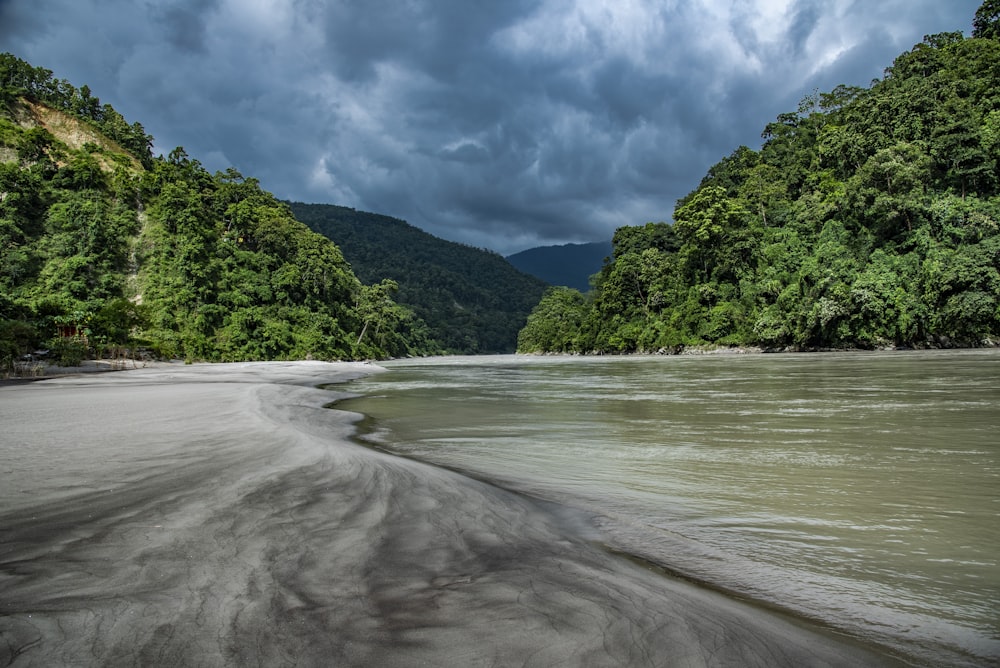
[0,362,901,666]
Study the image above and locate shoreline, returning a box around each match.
[339,352,1000,668]
[517,339,1000,356]
[352,423,908,665]
[0,357,169,385]
[5,339,994,386]
[1,361,908,666]
[347,417,914,667]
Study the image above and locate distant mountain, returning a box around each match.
[506,241,612,292]
[290,203,548,354]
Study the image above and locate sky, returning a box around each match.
[0,0,982,255]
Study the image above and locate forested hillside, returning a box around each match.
[519,4,1000,354]
[0,54,424,371]
[290,203,548,354]
[506,241,612,292]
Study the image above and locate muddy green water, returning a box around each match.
[341,350,999,667]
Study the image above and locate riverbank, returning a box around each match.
[0,361,906,666]
[0,356,163,385]
[522,339,1000,356]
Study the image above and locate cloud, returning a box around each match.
[155,0,219,53]
[0,0,982,254]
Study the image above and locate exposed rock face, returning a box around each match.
[9,98,142,171]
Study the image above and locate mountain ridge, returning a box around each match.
[289,202,548,354]
[506,240,612,292]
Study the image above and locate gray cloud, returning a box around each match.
[155,0,219,54]
[0,0,982,254]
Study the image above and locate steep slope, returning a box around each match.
[518,14,1000,353]
[506,241,612,292]
[1,54,417,369]
[289,202,548,353]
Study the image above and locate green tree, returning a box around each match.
[973,0,1000,40]
[355,279,404,349]
[930,96,996,197]
[0,318,38,375]
[846,143,932,241]
[517,287,589,353]
[737,163,788,227]
[673,185,755,283]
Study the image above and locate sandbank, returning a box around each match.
[0,361,905,666]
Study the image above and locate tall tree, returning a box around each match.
[973,0,1000,40]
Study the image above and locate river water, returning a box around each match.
[340,350,1000,667]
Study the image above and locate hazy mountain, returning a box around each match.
[506,241,612,292]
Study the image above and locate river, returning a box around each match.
[340,350,1000,668]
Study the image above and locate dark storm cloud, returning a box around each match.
[0,0,982,253]
[786,1,824,56]
[155,0,219,54]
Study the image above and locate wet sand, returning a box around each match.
[0,361,905,666]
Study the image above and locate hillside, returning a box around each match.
[506,241,612,292]
[289,202,548,354]
[0,54,424,371]
[518,5,1000,354]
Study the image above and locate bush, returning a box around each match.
[47,337,88,366]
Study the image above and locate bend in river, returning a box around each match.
[341,350,1000,668]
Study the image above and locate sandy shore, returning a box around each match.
[0,361,905,666]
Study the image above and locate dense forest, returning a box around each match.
[0,53,427,371]
[518,3,1000,354]
[4,2,998,370]
[290,203,547,354]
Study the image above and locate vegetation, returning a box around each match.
[519,5,1000,354]
[0,54,154,168]
[290,203,548,354]
[6,4,999,369]
[0,53,426,372]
